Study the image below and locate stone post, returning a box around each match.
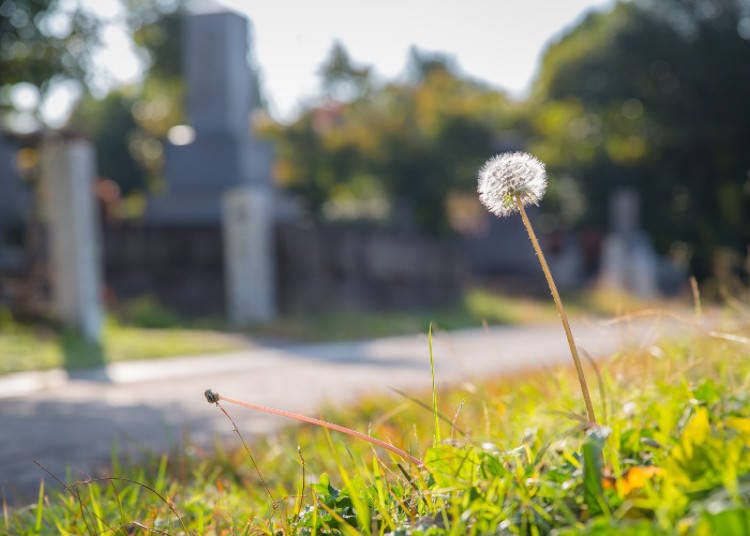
[598,188,659,298]
[41,136,103,341]
[222,186,275,326]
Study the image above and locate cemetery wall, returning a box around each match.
[102,222,465,316]
[103,224,226,315]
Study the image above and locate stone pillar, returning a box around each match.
[41,136,103,341]
[598,189,658,298]
[222,186,275,326]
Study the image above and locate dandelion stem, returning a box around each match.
[515,197,598,425]
[216,394,424,467]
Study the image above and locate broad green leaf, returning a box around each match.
[583,427,609,515]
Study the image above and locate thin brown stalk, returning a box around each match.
[690,276,703,319]
[207,391,423,467]
[515,198,597,425]
[212,401,275,506]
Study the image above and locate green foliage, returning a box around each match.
[132,9,183,80]
[530,0,750,277]
[319,41,372,102]
[68,90,148,194]
[0,0,98,96]
[0,314,241,374]
[62,5,184,198]
[268,45,520,234]
[7,320,750,534]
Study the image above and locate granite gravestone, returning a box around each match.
[146,4,273,223]
[147,4,277,322]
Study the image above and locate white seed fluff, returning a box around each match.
[477,152,548,217]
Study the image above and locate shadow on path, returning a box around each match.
[0,397,214,505]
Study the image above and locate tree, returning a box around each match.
[268,44,519,234]
[530,0,750,276]
[69,90,146,194]
[0,0,99,126]
[66,6,186,198]
[0,0,99,89]
[319,41,372,101]
[406,46,456,83]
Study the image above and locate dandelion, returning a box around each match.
[478,152,547,217]
[477,152,598,426]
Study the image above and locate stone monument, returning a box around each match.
[598,189,658,297]
[146,4,277,322]
[41,135,103,341]
[223,186,275,325]
[146,3,273,223]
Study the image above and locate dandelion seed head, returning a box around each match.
[477,152,548,217]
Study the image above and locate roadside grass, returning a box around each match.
[245,289,564,342]
[0,288,669,375]
[244,287,669,342]
[118,288,575,341]
[6,314,749,534]
[0,314,244,375]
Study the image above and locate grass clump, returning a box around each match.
[7,320,750,534]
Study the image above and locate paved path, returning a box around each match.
[0,318,675,501]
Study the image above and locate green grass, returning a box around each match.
[121,289,571,342]
[0,314,244,375]
[6,313,749,534]
[0,288,667,375]
[246,287,675,342]
[244,289,583,342]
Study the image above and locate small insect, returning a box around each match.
[204,389,220,404]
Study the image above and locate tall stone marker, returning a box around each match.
[223,186,275,325]
[147,4,274,223]
[41,136,103,341]
[147,4,277,323]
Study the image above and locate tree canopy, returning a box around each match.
[530,0,750,275]
[0,0,98,91]
[0,0,99,128]
[266,44,521,234]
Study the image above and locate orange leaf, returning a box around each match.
[602,466,663,496]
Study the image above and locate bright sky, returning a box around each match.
[43,0,616,124]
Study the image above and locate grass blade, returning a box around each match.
[428,323,440,447]
[35,480,44,532]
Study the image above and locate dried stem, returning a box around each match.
[515,198,598,425]
[207,391,423,467]
[690,276,703,319]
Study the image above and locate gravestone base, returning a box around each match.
[222,186,275,326]
[147,189,225,224]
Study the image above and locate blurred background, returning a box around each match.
[1,0,750,363]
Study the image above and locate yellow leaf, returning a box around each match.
[725,417,750,443]
[680,407,710,459]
